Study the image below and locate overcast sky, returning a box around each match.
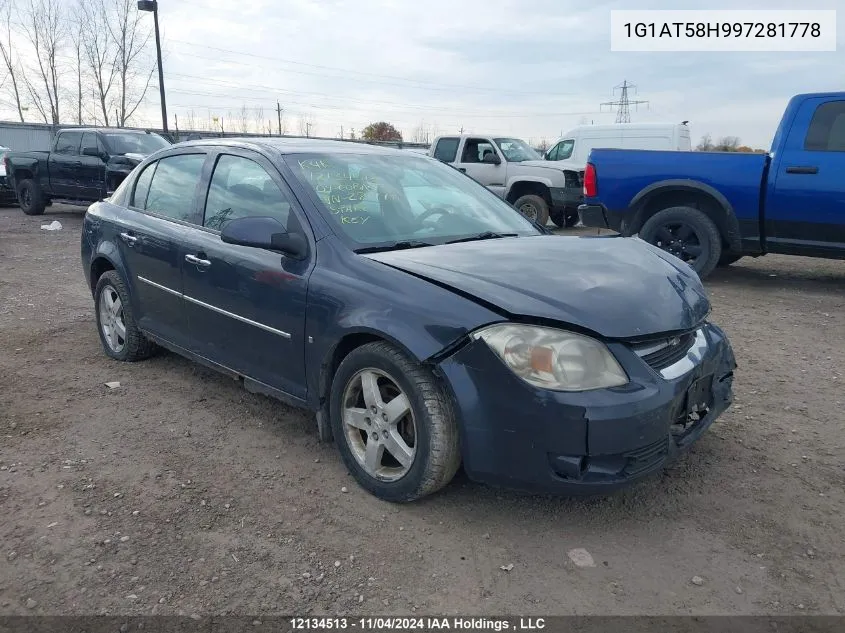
[60,0,845,147]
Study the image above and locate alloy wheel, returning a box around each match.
[98,284,127,354]
[341,368,416,481]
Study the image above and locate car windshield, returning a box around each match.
[286,152,541,247]
[493,138,541,162]
[103,132,170,156]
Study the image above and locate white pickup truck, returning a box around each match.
[428,134,583,227]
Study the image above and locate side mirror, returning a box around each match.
[482,152,501,165]
[83,147,101,158]
[220,216,308,259]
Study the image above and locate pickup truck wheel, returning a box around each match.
[330,341,461,502]
[514,195,549,226]
[94,270,157,362]
[640,206,722,278]
[16,179,46,216]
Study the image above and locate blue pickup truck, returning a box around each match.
[578,92,845,278]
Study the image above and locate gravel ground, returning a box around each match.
[1,204,844,617]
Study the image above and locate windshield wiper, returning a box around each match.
[354,240,436,254]
[445,231,519,244]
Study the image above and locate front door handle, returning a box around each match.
[119,232,138,246]
[458,167,467,173]
[185,253,212,268]
[786,165,818,174]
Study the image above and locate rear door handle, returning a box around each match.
[119,232,138,246]
[786,165,818,174]
[185,253,212,268]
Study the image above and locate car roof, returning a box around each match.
[172,137,426,157]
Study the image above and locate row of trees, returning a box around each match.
[0,0,154,127]
[696,134,766,153]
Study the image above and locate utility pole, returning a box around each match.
[601,80,648,123]
[306,122,312,138]
[339,125,344,139]
[459,126,464,134]
[138,1,167,132]
[276,101,283,136]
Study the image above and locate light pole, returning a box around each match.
[138,0,167,133]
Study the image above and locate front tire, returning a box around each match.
[640,206,722,279]
[94,270,157,362]
[330,341,461,502]
[513,194,550,226]
[17,179,46,216]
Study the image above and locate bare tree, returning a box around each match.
[79,0,118,125]
[237,104,250,133]
[69,4,84,124]
[251,105,264,135]
[412,121,430,143]
[714,136,741,151]
[695,133,714,151]
[0,0,26,121]
[298,113,315,137]
[107,0,154,127]
[184,108,197,131]
[21,0,66,124]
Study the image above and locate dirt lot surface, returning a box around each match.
[1,204,844,617]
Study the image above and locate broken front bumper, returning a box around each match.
[436,322,736,495]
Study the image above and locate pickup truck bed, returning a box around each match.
[580,149,768,254]
[579,91,845,278]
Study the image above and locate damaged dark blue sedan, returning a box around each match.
[81,138,736,502]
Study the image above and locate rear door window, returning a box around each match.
[433,137,459,162]
[143,154,206,223]
[131,161,157,209]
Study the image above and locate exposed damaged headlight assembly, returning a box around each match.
[471,324,628,392]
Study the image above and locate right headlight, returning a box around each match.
[470,323,628,392]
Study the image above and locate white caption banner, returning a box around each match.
[610,10,837,52]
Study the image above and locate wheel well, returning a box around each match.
[319,333,385,405]
[635,189,730,247]
[13,169,34,183]
[506,181,550,205]
[89,257,115,296]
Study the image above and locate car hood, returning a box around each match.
[362,235,709,339]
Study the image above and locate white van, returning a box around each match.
[545,123,692,169]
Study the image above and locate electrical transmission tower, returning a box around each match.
[600,80,649,123]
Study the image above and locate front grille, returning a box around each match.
[632,331,696,371]
[623,438,669,477]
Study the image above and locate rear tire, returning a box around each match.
[17,179,46,216]
[640,206,722,279]
[94,270,157,362]
[330,341,461,502]
[513,194,550,226]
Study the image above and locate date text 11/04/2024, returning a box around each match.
[290,617,548,630]
[623,21,821,38]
